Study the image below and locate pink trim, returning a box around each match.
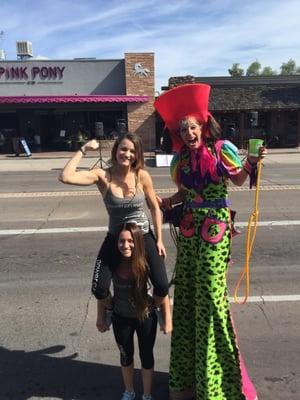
[0,95,149,104]
[200,217,227,244]
[239,354,258,400]
[231,315,257,400]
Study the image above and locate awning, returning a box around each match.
[0,95,149,104]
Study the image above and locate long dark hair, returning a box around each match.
[119,222,149,321]
[110,133,145,172]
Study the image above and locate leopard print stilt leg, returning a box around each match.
[169,208,246,400]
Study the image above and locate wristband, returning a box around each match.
[79,147,86,156]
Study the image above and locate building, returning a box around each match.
[160,75,300,148]
[0,51,155,153]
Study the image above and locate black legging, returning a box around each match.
[91,231,169,299]
[112,310,157,369]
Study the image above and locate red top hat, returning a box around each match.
[154,83,211,151]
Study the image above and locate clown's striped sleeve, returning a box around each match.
[170,152,181,186]
[219,140,243,176]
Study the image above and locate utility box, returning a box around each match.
[16,41,33,59]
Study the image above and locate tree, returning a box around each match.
[261,66,277,76]
[246,60,261,76]
[280,58,297,75]
[228,63,244,77]
[228,59,300,77]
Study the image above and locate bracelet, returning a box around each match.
[79,147,86,156]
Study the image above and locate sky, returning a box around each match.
[1,0,300,91]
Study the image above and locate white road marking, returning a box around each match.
[168,295,300,304]
[0,227,107,235]
[1,220,300,236]
[228,295,300,303]
[0,184,300,198]
[236,220,300,227]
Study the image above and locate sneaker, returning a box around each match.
[142,395,153,400]
[121,390,135,400]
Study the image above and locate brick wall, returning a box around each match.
[125,53,155,151]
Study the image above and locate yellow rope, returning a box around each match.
[234,159,263,304]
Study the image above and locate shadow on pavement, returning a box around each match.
[0,345,169,400]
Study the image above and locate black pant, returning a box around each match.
[91,231,169,299]
[112,311,157,369]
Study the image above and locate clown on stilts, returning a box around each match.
[154,84,267,400]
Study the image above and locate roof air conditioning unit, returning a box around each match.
[16,41,33,58]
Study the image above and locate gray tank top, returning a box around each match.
[103,183,149,235]
[112,262,153,318]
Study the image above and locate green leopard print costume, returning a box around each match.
[169,172,246,399]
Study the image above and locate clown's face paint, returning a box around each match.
[179,116,203,150]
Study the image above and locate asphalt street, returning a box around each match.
[0,155,300,400]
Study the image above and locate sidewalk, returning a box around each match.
[0,148,299,172]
